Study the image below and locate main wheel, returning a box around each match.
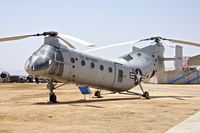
[143,91,150,99]
[95,91,100,97]
[94,91,102,98]
[49,93,57,103]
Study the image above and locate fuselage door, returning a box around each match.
[60,50,71,80]
[112,62,134,91]
[112,63,125,89]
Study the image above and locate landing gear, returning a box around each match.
[94,89,103,98]
[47,80,57,103]
[143,91,150,99]
[49,92,57,103]
[137,76,150,99]
[47,81,68,103]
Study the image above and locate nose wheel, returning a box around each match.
[47,81,68,103]
[47,80,57,103]
[49,92,57,103]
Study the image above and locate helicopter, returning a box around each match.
[0,31,200,103]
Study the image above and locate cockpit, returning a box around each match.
[25,44,64,77]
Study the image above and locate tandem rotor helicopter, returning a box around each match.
[0,31,200,103]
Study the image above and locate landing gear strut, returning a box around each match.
[137,76,150,99]
[47,80,57,103]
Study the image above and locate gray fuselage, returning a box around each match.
[25,37,164,92]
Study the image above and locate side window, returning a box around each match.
[56,50,64,62]
[123,55,133,61]
[91,62,95,68]
[71,57,75,63]
[108,67,112,73]
[100,65,104,71]
[118,69,123,82]
[57,63,64,76]
[81,60,85,66]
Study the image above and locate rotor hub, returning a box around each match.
[34,31,58,37]
[43,31,58,37]
[154,37,160,43]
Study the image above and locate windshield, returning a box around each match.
[29,44,64,74]
[25,44,65,78]
[34,44,56,60]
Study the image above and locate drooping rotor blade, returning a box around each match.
[57,36,76,49]
[136,36,200,47]
[0,32,57,43]
[167,39,200,47]
[0,35,34,42]
[58,34,95,49]
[85,40,141,52]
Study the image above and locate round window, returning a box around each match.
[71,57,75,63]
[91,63,95,68]
[81,60,85,66]
[100,65,104,71]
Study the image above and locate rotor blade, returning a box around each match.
[0,32,50,43]
[58,34,95,48]
[57,36,76,49]
[85,40,141,52]
[167,39,200,47]
[0,35,33,42]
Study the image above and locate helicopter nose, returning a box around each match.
[25,55,53,75]
[32,57,51,71]
[25,57,31,71]
[24,56,36,74]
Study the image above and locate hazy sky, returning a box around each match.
[0,0,200,74]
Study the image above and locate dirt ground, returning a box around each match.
[0,83,200,133]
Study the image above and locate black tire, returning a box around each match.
[49,93,57,103]
[95,91,102,98]
[143,91,150,99]
[35,77,39,84]
[95,91,100,97]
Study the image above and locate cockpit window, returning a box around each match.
[47,52,55,59]
[33,45,45,56]
[46,45,56,53]
[33,57,50,71]
[56,50,64,62]
[33,45,56,59]
[40,50,46,55]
